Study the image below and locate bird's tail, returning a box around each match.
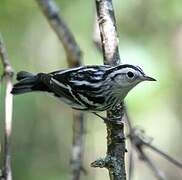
[11,71,49,95]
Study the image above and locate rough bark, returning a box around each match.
[91,1,127,180]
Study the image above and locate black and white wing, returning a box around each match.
[46,65,111,111]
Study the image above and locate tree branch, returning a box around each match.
[137,148,165,180]
[126,110,182,180]
[36,1,85,180]
[0,35,14,180]
[144,142,182,169]
[92,1,127,180]
[93,1,182,179]
[95,0,120,66]
[36,0,82,66]
[128,143,134,180]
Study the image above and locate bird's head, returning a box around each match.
[106,64,156,96]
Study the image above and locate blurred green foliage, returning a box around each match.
[0,0,182,180]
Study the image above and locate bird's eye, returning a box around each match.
[127,71,134,78]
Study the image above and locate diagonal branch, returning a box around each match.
[36,1,85,180]
[144,142,182,169]
[36,0,82,66]
[126,110,182,180]
[128,125,166,180]
[137,148,165,180]
[92,1,127,180]
[126,110,166,180]
[0,35,14,180]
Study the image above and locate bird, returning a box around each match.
[11,64,156,119]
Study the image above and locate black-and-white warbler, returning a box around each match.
[11,64,156,113]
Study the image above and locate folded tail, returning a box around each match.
[11,71,50,95]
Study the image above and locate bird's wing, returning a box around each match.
[50,65,110,89]
[48,65,111,110]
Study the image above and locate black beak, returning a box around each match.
[143,76,157,81]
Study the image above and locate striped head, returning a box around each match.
[105,64,156,98]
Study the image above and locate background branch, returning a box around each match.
[0,35,14,180]
[36,1,85,180]
[36,0,82,66]
[125,110,182,180]
[128,143,134,180]
[144,142,182,169]
[92,1,127,180]
[138,148,165,180]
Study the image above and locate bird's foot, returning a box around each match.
[93,113,122,124]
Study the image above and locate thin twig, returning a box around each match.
[71,111,85,180]
[126,109,182,180]
[92,1,127,180]
[125,109,136,180]
[0,35,14,180]
[36,0,82,66]
[129,127,166,180]
[36,1,85,180]
[138,148,165,180]
[128,143,134,180]
[144,143,182,169]
[126,111,166,180]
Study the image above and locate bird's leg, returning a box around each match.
[93,112,121,123]
[93,112,108,122]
